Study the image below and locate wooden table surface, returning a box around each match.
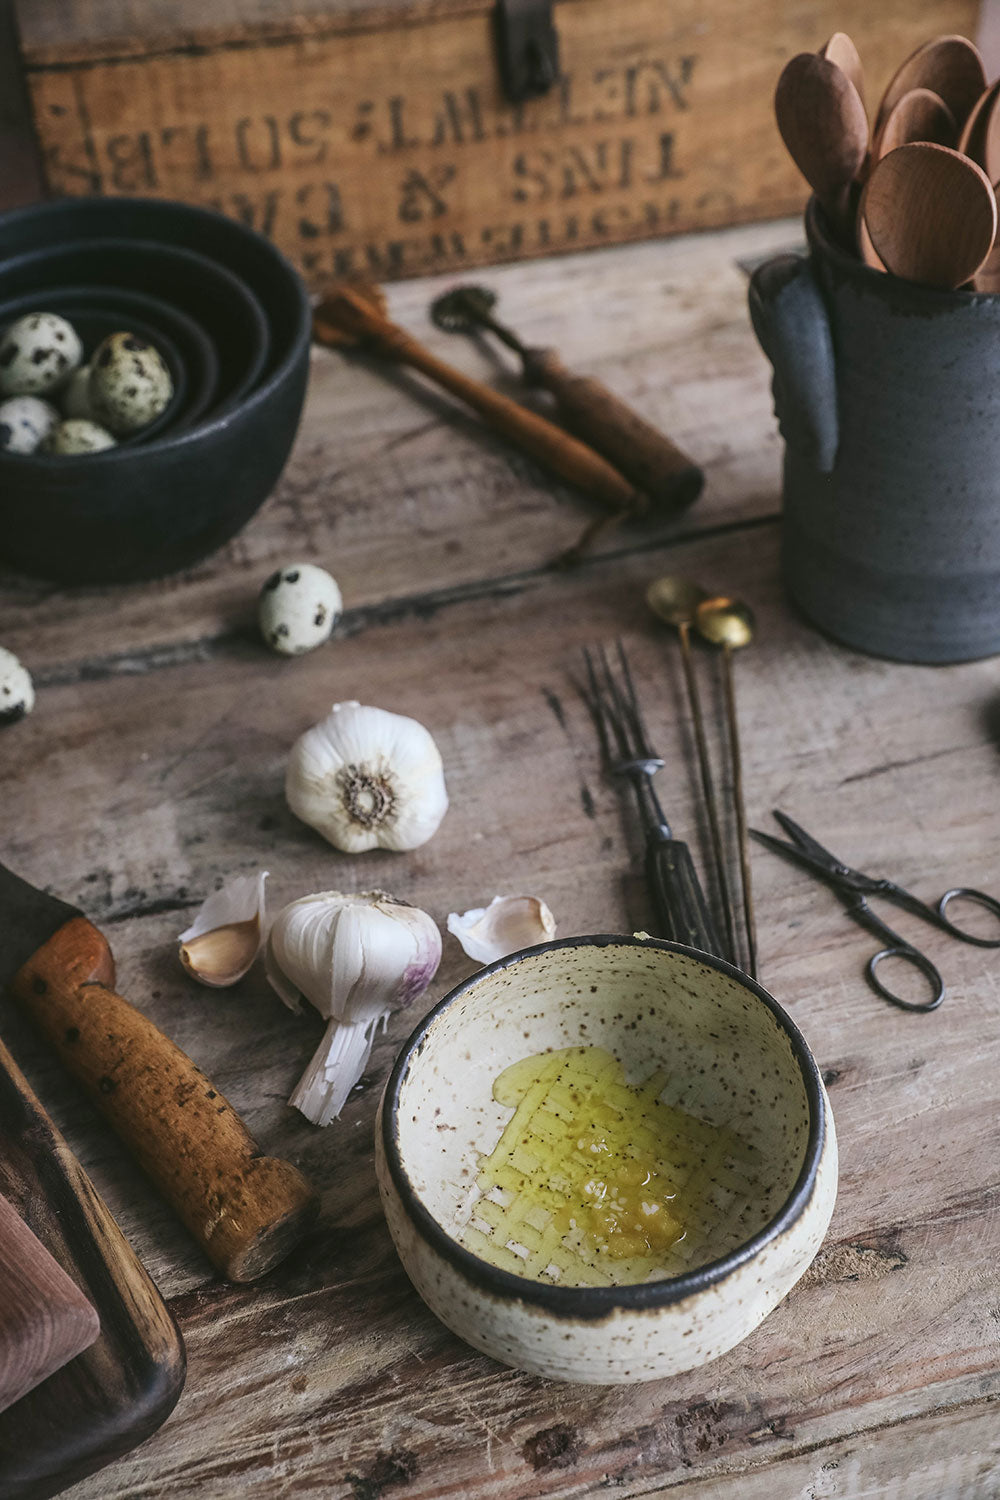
[1,215,999,1499]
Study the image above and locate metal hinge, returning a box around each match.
[494,0,560,103]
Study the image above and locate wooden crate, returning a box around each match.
[13,0,980,284]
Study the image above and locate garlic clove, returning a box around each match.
[285,701,448,853]
[447,895,557,965]
[179,871,268,988]
[265,889,442,1125]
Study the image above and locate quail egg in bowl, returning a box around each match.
[377,935,837,1384]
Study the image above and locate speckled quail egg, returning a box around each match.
[0,312,83,397]
[0,647,34,726]
[88,332,173,435]
[44,418,118,455]
[61,363,95,421]
[0,395,60,454]
[258,563,343,656]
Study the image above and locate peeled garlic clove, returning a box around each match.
[179,871,268,988]
[447,895,556,964]
[285,700,448,853]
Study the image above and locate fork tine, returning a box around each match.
[581,647,615,764]
[613,640,654,758]
[596,643,634,759]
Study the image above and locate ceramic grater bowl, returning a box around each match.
[376,935,837,1384]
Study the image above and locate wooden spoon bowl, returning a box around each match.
[874,34,986,136]
[861,142,997,289]
[775,52,868,240]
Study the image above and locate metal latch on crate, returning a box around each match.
[494,0,560,102]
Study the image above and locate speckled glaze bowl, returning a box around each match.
[376,935,837,1385]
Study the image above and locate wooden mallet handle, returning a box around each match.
[314,293,642,514]
[9,918,318,1283]
[519,347,704,511]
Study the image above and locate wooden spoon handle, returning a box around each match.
[519,346,703,509]
[9,917,318,1283]
[315,298,640,512]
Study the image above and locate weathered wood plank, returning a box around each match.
[15,0,979,283]
[2,521,999,1494]
[0,217,794,674]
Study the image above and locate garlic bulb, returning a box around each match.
[447,894,556,964]
[285,701,448,852]
[179,871,268,987]
[266,890,441,1125]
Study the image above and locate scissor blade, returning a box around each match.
[771,810,846,864]
[0,862,80,992]
[749,825,851,886]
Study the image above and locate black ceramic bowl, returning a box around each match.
[0,239,269,413]
[0,198,311,584]
[0,286,220,434]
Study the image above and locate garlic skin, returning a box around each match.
[447,895,557,964]
[179,871,268,988]
[285,701,448,853]
[266,890,441,1126]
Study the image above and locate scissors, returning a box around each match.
[751,810,1000,1012]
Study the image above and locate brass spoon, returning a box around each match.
[874,34,986,138]
[861,142,997,290]
[774,51,869,244]
[694,596,758,980]
[646,575,739,968]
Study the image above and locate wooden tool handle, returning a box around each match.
[520,347,704,511]
[315,296,640,512]
[0,1190,100,1416]
[10,917,318,1283]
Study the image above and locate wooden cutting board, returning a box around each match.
[0,1033,186,1500]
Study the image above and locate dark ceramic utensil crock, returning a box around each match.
[0,285,220,432]
[0,197,310,584]
[0,239,268,412]
[750,198,1000,663]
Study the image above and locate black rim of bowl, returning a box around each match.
[382,933,828,1319]
[0,197,311,467]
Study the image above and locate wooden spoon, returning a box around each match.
[874,34,986,137]
[819,32,865,110]
[774,52,869,241]
[874,87,957,156]
[861,142,997,289]
[958,78,1000,180]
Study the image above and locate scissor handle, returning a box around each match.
[936,886,1000,947]
[866,945,945,1012]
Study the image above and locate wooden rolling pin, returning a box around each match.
[0,1190,99,1415]
[313,283,644,516]
[430,285,705,510]
[1,857,318,1283]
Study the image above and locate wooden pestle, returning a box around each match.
[0,1189,100,1415]
[9,917,318,1283]
[313,286,644,516]
[516,344,704,509]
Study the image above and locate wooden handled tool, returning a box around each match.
[0,862,318,1283]
[0,1032,185,1497]
[0,1189,100,1416]
[430,285,704,511]
[313,284,643,516]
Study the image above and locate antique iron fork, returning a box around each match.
[582,642,726,960]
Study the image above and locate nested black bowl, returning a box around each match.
[0,239,268,414]
[0,197,311,584]
[0,285,220,434]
